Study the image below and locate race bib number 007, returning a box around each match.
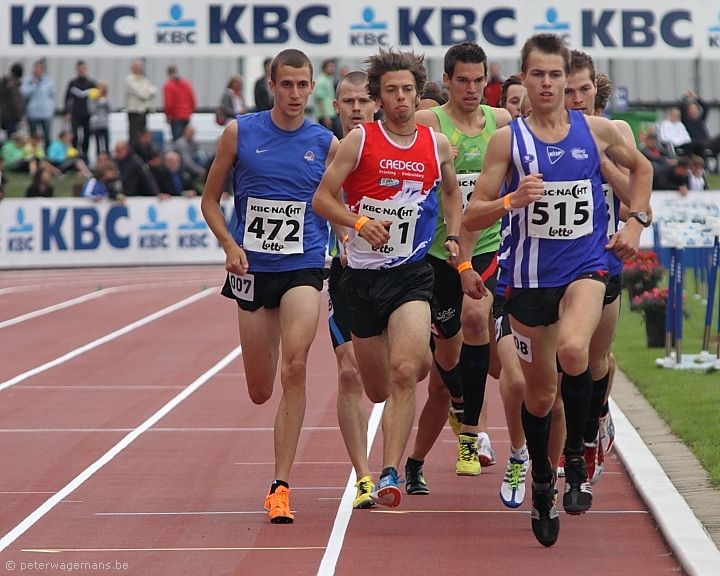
[528,179,593,240]
[243,197,305,254]
[355,197,418,257]
[227,272,255,302]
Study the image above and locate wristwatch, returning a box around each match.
[627,211,649,227]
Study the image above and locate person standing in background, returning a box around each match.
[0,63,25,138]
[64,60,96,159]
[483,62,504,107]
[125,60,158,146]
[164,65,197,142]
[89,81,113,156]
[253,58,274,112]
[220,75,247,124]
[21,60,56,150]
[314,59,343,138]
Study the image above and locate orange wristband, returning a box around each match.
[354,216,370,232]
[457,261,473,273]
[342,234,349,244]
[503,194,513,211]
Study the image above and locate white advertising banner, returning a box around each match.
[2,0,720,59]
[0,197,236,268]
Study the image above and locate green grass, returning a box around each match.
[614,274,720,486]
[3,170,83,198]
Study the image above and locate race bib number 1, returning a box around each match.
[243,197,305,254]
[355,197,418,258]
[528,179,594,240]
[228,272,255,302]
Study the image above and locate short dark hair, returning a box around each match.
[77,60,86,67]
[335,71,369,98]
[499,74,523,108]
[420,81,449,106]
[167,65,178,76]
[443,42,487,79]
[677,156,691,169]
[520,33,570,74]
[10,63,23,78]
[271,49,313,83]
[569,50,595,83]
[365,48,427,101]
[595,73,612,114]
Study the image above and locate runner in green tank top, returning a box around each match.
[404,42,511,494]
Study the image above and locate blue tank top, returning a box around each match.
[499,111,609,288]
[233,111,333,272]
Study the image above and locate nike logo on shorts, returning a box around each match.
[256,148,269,153]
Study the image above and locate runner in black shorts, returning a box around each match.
[222,268,323,311]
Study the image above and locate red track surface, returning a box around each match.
[0,267,680,575]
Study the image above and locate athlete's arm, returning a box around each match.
[415,109,441,131]
[325,136,341,167]
[312,129,390,248]
[436,133,462,262]
[201,120,249,275]
[463,127,543,232]
[492,107,512,129]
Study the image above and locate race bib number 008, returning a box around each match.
[355,197,418,257]
[528,179,593,240]
[243,197,305,254]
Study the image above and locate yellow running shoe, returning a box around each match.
[456,434,481,476]
[448,406,463,438]
[352,475,375,509]
[264,485,294,524]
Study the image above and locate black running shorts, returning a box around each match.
[328,258,352,349]
[221,268,324,311]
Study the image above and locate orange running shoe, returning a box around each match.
[264,485,294,524]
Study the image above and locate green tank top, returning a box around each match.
[428,104,501,259]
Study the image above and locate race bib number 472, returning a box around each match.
[528,179,593,240]
[243,197,305,254]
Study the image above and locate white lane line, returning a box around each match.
[317,402,384,576]
[0,288,121,330]
[0,346,241,554]
[0,427,341,433]
[95,510,266,516]
[16,386,185,390]
[611,398,720,576]
[0,288,218,393]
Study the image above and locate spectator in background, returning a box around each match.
[150,151,199,198]
[220,75,247,123]
[483,62,504,107]
[499,74,524,119]
[82,161,121,200]
[88,81,113,156]
[641,132,676,172]
[172,124,207,179]
[254,58,274,112]
[1,133,33,172]
[114,140,160,196]
[20,60,56,149]
[658,107,691,153]
[164,65,196,142]
[125,59,158,146]
[47,130,93,178]
[680,91,720,158]
[64,60,96,159]
[314,59,342,138]
[0,156,6,201]
[132,128,161,163]
[25,168,54,197]
[0,63,25,138]
[653,155,690,194]
[688,155,707,191]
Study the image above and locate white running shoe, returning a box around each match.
[500,456,528,508]
[478,440,496,467]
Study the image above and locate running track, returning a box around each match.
[0,266,686,574]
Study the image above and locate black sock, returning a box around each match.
[451,399,464,411]
[460,432,478,438]
[406,457,423,470]
[435,361,463,399]
[380,466,397,479]
[270,479,289,494]
[600,401,610,418]
[521,403,552,482]
[561,367,593,452]
[584,372,610,443]
[460,343,490,426]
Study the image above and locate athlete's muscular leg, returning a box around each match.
[238,307,281,405]
[273,285,321,482]
[497,335,526,451]
[352,333,390,404]
[409,363,451,462]
[335,342,372,479]
[588,298,620,381]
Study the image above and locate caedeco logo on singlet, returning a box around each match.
[379,159,425,172]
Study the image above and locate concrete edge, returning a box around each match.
[610,397,720,576]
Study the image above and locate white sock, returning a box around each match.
[510,445,529,461]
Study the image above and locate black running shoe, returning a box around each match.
[405,460,429,495]
[530,472,560,547]
[563,448,593,515]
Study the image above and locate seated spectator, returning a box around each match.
[47,130,92,178]
[149,151,199,198]
[25,167,54,197]
[653,155,690,194]
[0,156,7,201]
[688,155,707,191]
[82,161,120,200]
[1,133,33,172]
[22,132,47,165]
[172,125,207,179]
[657,107,691,152]
[680,91,720,158]
[113,141,160,196]
[131,128,161,163]
[641,132,676,171]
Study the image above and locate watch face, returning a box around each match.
[631,212,648,225]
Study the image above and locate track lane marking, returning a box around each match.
[0,346,241,554]
[0,288,219,393]
[23,547,325,553]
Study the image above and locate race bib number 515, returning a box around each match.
[243,197,305,254]
[528,179,593,240]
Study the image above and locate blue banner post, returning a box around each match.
[675,244,685,365]
[665,246,676,361]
